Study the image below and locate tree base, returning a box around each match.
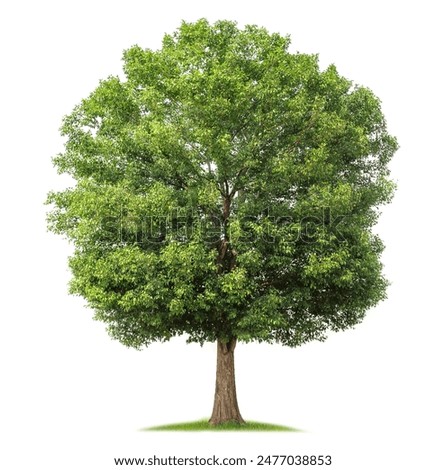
[208,417,245,426]
[209,338,244,426]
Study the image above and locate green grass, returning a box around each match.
[141,419,299,432]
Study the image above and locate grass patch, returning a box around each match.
[142,419,299,432]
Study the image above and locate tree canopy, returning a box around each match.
[47,19,397,350]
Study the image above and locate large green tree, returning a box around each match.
[47,19,397,425]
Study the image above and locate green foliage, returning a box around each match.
[47,19,398,349]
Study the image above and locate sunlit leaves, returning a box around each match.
[47,19,397,349]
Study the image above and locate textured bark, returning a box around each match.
[209,338,245,425]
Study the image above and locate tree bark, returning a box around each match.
[209,338,245,425]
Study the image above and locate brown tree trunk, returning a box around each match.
[209,338,245,426]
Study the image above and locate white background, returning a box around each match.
[1,1,444,469]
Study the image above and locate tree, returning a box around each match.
[46,19,398,425]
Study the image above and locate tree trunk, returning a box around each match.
[209,338,245,425]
